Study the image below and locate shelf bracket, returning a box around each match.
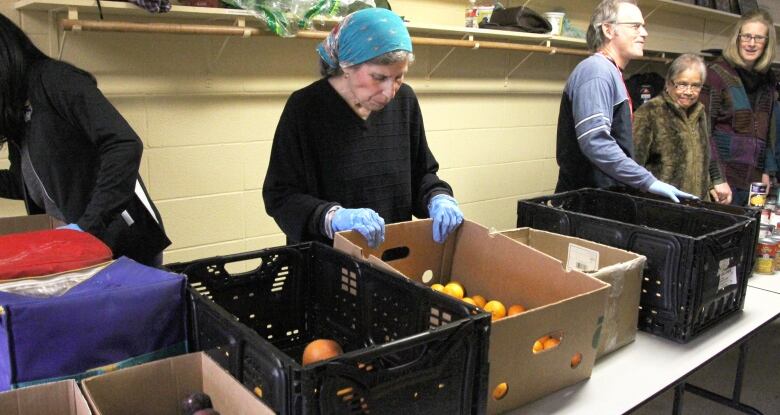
[504,40,547,86]
[427,34,468,80]
[207,17,248,73]
[56,7,81,60]
[644,4,662,21]
[703,22,735,49]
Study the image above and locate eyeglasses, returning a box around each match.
[612,22,646,32]
[738,34,768,44]
[671,81,703,92]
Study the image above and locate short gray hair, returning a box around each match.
[586,0,638,52]
[319,50,415,77]
[666,53,707,84]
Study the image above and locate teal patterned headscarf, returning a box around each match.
[317,8,412,70]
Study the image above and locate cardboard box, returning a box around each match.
[0,380,91,415]
[81,352,274,415]
[335,219,610,414]
[500,228,646,358]
[0,214,63,236]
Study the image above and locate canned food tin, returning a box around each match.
[761,208,771,224]
[759,223,773,239]
[755,238,777,274]
[771,235,780,271]
[749,182,768,207]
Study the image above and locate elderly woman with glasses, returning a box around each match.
[699,9,778,205]
[633,54,727,202]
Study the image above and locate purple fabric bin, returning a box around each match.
[0,257,186,390]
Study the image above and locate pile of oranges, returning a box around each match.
[430,281,527,322]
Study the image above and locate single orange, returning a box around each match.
[507,304,527,316]
[492,382,508,400]
[471,294,487,308]
[483,300,507,321]
[462,297,477,305]
[302,339,343,366]
[431,283,445,292]
[543,337,560,350]
[570,353,582,368]
[443,282,465,299]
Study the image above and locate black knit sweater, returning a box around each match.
[262,78,452,244]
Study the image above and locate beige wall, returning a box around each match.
[0,0,767,264]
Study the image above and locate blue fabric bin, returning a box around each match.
[0,257,187,390]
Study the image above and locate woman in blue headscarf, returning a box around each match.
[263,8,463,248]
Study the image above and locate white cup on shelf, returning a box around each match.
[544,12,565,36]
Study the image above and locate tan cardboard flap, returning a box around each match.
[82,352,273,415]
[0,380,91,415]
[335,219,457,283]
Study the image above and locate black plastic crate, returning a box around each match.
[517,188,756,343]
[167,242,491,415]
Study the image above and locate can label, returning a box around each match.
[749,182,768,207]
[759,224,773,239]
[771,236,780,271]
[755,238,777,274]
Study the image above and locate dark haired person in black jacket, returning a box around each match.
[0,14,170,266]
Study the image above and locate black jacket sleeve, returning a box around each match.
[262,94,336,243]
[408,93,453,218]
[0,142,24,200]
[42,63,143,235]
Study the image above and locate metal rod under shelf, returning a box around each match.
[58,19,671,63]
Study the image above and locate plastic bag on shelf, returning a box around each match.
[223,0,375,37]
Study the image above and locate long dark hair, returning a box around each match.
[0,14,48,144]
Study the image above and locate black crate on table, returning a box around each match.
[517,188,756,343]
[166,242,491,415]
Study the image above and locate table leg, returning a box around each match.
[683,342,763,415]
[672,383,685,415]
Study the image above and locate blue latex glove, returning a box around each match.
[428,194,464,243]
[332,208,385,248]
[648,180,698,203]
[58,223,83,232]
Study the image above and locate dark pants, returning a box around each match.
[730,186,749,207]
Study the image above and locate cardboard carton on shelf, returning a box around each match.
[0,379,91,415]
[335,219,610,414]
[81,352,274,415]
[500,227,646,358]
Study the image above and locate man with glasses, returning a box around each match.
[555,0,695,202]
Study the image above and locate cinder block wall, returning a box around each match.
[1,0,770,263]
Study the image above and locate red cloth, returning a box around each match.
[0,229,113,280]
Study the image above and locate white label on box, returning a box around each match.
[567,243,600,272]
[718,258,737,290]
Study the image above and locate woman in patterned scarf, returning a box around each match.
[700,9,778,206]
[263,8,463,248]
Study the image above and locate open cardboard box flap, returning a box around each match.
[0,380,91,415]
[81,352,273,415]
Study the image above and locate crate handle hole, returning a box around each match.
[571,352,582,368]
[492,382,509,400]
[381,246,410,262]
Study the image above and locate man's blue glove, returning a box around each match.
[332,208,385,248]
[58,223,83,232]
[648,180,698,203]
[428,194,464,243]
